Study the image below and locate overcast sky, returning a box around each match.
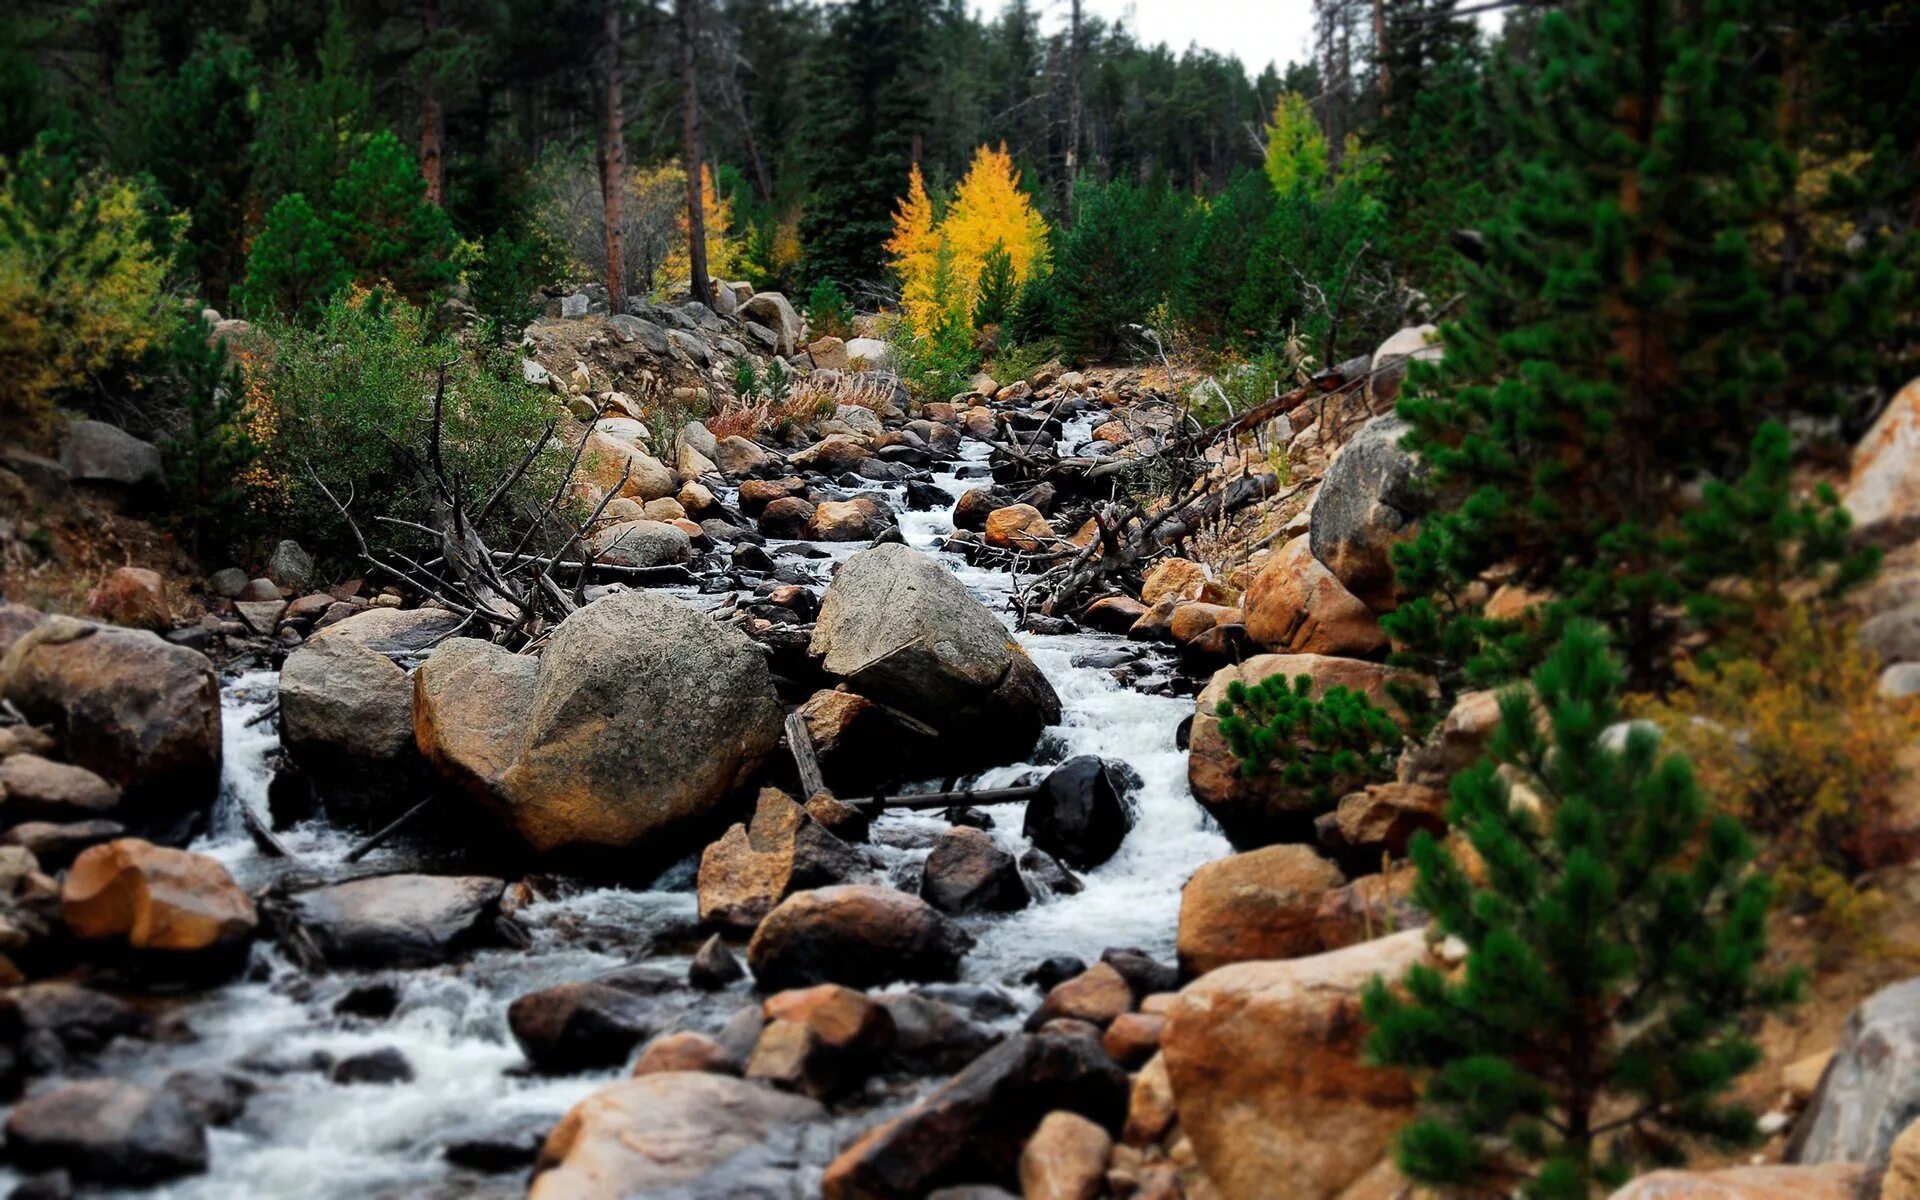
[1042,0,1317,75]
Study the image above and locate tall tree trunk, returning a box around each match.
[678,0,714,307]
[1372,0,1387,101]
[1064,0,1082,224]
[600,0,627,312]
[420,0,445,205]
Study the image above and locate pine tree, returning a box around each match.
[328,128,462,304]
[251,4,372,209]
[971,239,1016,331]
[1363,623,1799,1198]
[1383,0,1907,693]
[1051,178,1189,363]
[237,193,350,321]
[164,315,261,555]
[1262,92,1329,196]
[1175,170,1277,348]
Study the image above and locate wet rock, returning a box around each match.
[530,1071,824,1198]
[983,504,1053,551]
[1024,956,1089,993]
[586,519,693,567]
[820,1025,1128,1199]
[1161,929,1426,1200]
[689,933,747,990]
[877,992,995,1075]
[86,567,171,631]
[1019,1110,1111,1200]
[509,979,657,1073]
[749,985,895,1099]
[309,606,466,658]
[1188,653,1415,848]
[758,495,818,539]
[805,793,872,843]
[0,755,120,823]
[1028,963,1133,1030]
[278,635,418,800]
[1307,415,1426,610]
[0,983,148,1080]
[697,788,860,933]
[904,480,952,510]
[952,486,1016,532]
[1177,845,1346,976]
[4,1079,206,1185]
[331,1047,414,1085]
[747,884,974,990]
[61,839,257,978]
[5,620,221,820]
[292,874,505,968]
[159,1070,253,1127]
[333,981,401,1019]
[810,497,893,541]
[1099,948,1178,998]
[1790,976,1920,1168]
[435,590,785,858]
[1018,848,1083,898]
[922,827,1030,914]
[810,544,1061,767]
[632,1030,740,1077]
[1243,534,1388,657]
[798,689,932,793]
[1023,756,1132,871]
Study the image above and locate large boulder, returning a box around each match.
[921,827,1030,914]
[581,433,676,502]
[309,606,466,658]
[809,544,1060,766]
[4,619,221,823]
[291,874,505,968]
[1188,654,1412,848]
[278,635,418,800]
[586,519,692,568]
[1243,535,1387,657]
[821,1025,1128,1199]
[4,1079,206,1185]
[1790,976,1920,1169]
[86,566,171,631]
[531,1071,825,1199]
[61,839,257,977]
[60,420,163,487]
[740,292,804,356]
[1306,415,1425,611]
[1160,929,1427,1200]
[0,754,120,822]
[1365,324,1443,410]
[1607,1165,1869,1200]
[412,637,540,801]
[696,789,860,933]
[1844,377,1920,548]
[746,884,974,990]
[1022,756,1133,871]
[1176,845,1346,976]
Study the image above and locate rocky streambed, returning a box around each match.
[0,410,1233,1199]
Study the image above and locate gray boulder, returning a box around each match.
[605,313,671,354]
[265,539,315,591]
[587,519,692,568]
[309,606,466,659]
[740,292,804,356]
[60,420,163,487]
[1307,415,1427,610]
[278,636,419,810]
[1790,976,1920,1169]
[844,337,893,372]
[1861,604,1920,664]
[292,874,506,968]
[3,1079,206,1185]
[810,544,1060,765]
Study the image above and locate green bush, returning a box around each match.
[468,227,560,346]
[236,192,349,322]
[1215,673,1403,809]
[328,129,461,305]
[885,309,979,404]
[163,315,262,554]
[971,240,1017,331]
[804,277,856,341]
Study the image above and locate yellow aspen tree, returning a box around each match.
[886,163,942,333]
[666,164,737,289]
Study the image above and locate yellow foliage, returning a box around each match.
[1638,605,1920,942]
[0,164,181,440]
[664,163,737,289]
[886,145,1049,336]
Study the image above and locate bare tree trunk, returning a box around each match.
[1064,0,1082,224]
[1373,0,1388,103]
[678,0,714,307]
[599,0,627,312]
[420,0,445,205]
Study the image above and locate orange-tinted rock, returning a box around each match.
[1242,535,1386,657]
[1141,558,1209,605]
[1082,595,1148,632]
[1092,420,1132,446]
[1169,602,1241,645]
[61,839,256,968]
[697,789,858,933]
[1606,1165,1870,1200]
[1176,844,1346,976]
[1102,1012,1164,1068]
[1123,1053,1176,1146]
[763,984,895,1057]
[629,1030,739,1076]
[1844,376,1920,548]
[86,567,170,631]
[1019,1110,1111,1200]
[809,497,893,541]
[745,884,974,990]
[1031,962,1134,1029]
[1311,869,1426,952]
[984,504,1055,551]
[1333,782,1446,856]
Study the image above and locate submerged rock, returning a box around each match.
[3,1079,207,1185]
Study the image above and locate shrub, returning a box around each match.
[1638,605,1920,938]
[1364,623,1799,1198]
[804,278,856,342]
[884,307,978,404]
[163,316,263,554]
[468,227,560,346]
[236,192,349,321]
[1051,179,1190,364]
[1215,673,1403,810]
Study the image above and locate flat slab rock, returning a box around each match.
[291,874,506,968]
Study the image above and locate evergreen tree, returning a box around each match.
[1364,623,1799,1198]
[1175,170,1276,348]
[1051,178,1189,363]
[972,239,1016,330]
[328,128,461,303]
[251,4,372,209]
[164,315,261,554]
[237,193,350,321]
[1383,0,1909,693]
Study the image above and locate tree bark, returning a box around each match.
[420,0,445,205]
[1064,0,1083,223]
[678,0,714,307]
[599,0,628,312]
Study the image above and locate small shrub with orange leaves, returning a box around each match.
[1638,604,1920,938]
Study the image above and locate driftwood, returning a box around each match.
[841,782,1043,812]
[783,710,828,800]
[343,795,438,863]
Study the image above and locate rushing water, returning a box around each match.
[6,412,1231,1199]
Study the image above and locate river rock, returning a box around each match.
[921,827,1029,914]
[809,544,1060,766]
[759,495,817,539]
[1608,1164,1869,1200]
[1307,415,1425,610]
[810,497,893,541]
[631,1030,740,1077]
[530,1071,825,1199]
[0,982,149,1076]
[1176,845,1346,976]
[1791,976,1920,1168]
[1845,377,1920,548]
[984,504,1054,551]
[3,819,124,870]
[4,621,221,824]
[1187,654,1412,848]
[1019,1110,1111,1200]
[821,1025,1128,1199]
[715,436,777,478]
[1332,782,1446,857]
[1029,963,1134,1029]
[86,567,171,631]
[586,519,693,567]
[3,1079,206,1185]
[0,754,120,823]
[265,539,315,591]
[1161,929,1426,1200]
[509,980,658,1074]
[581,433,676,502]
[877,992,996,1074]
[689,933,746,990]
[746,884,974,990]
[292,874,505,968]
[309,606,466,657]
[465,590,783,858]
[1141,559,1210,606]
[1103,1013,1164,1068]
[697,789,859,933]
[1022,756,1132,870]
[740,292,803,356]
[953,486,1016,531]
[61,839,256,976]
[412,637,540,801]
[797,689,930,792]
[1243,535,1387,656]
[278,635,417,789]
